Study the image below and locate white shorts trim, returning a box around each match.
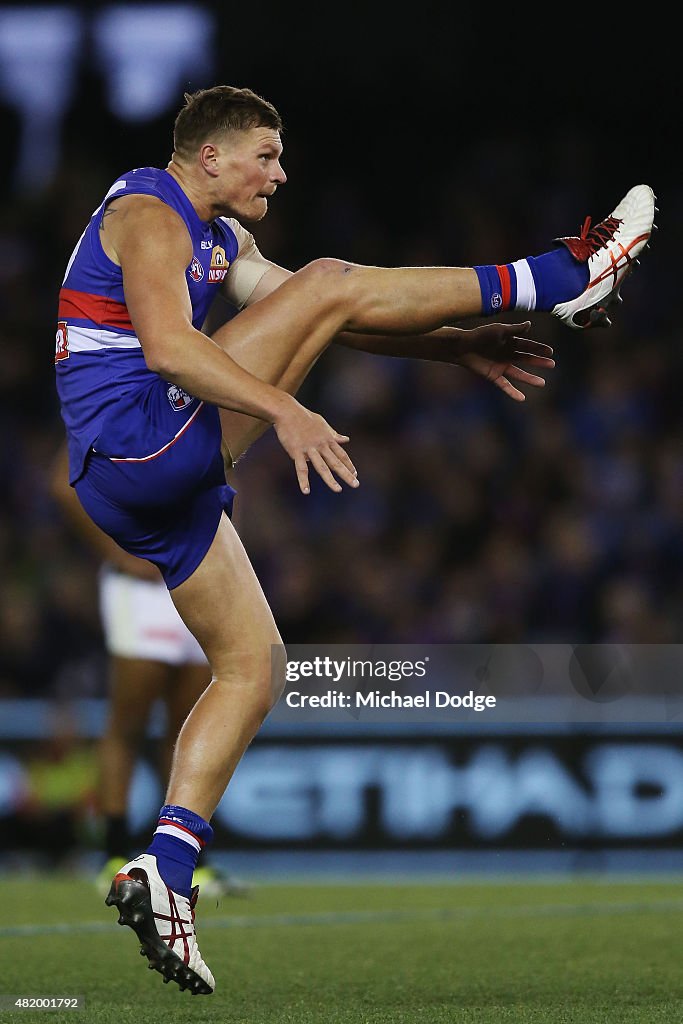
[108,401,204,462]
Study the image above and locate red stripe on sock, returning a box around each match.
[158,819,206,847]
[496,265,511,309]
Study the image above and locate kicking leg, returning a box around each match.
[215,259,483,460]
[215,183,656,458]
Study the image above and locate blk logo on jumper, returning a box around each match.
[167,384,194,411]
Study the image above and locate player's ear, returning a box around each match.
[199,143,220,176]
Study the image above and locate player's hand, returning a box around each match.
[273,400,359,495]
[453,322,555,402]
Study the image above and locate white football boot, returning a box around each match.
[105,853,215,994]
[552,184,656,329]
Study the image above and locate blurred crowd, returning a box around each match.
[0,112,681,701]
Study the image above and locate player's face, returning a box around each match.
[214,128,286,222]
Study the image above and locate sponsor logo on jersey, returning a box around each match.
[188,256,204,282]
[201,239,213,249]
[55,321,69,362]
[208,245,229,283]
[167,384,195,411]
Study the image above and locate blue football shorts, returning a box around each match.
[74,397,235,591]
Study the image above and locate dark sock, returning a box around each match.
[145,804,213,898]
[474,246,589,315]
[526,247,589,310]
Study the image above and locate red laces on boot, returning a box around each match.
[557,214,623,262]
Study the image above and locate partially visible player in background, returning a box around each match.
[49,441,248,899]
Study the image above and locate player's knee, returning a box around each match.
[297,257,357,303]
[250,637,286,724]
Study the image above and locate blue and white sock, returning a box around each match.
[146,804,213,898]
[474,247,589,316]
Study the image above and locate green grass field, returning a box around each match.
[2,874,683,1023]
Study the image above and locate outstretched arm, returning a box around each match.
[101,196,358,496]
